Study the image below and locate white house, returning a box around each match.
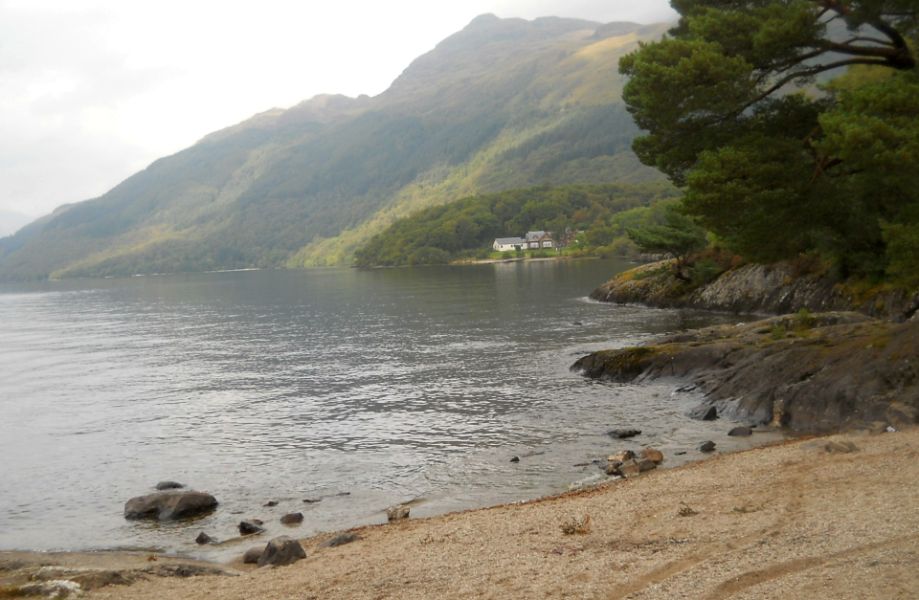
[493,237,526,252]
[525,230,555,249]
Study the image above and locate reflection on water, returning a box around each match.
[0,260,772,559]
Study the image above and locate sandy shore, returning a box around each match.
[6,428,911,599]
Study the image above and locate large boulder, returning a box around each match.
[124,490,218,521]
[257,536,306,567]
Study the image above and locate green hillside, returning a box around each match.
[0,15,668,280]
[353,183,679,267]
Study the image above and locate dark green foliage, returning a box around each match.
[353,183,678,267]
[626,203,708,265]
[620,0,919,284]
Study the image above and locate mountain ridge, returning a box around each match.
[0,14,669,280]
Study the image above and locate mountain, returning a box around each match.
[0,210,33,238]
[0,15,669,281]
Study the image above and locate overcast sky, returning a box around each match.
[0,0,677,219]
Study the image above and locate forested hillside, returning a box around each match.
[353,183,679,266]
[0,15,667,281]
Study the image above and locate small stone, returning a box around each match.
[155,481,185,491]
[608,450,636,462]
[640,448,664,464]
[386,505,410,522]
[302,498,322,504]
[195,532,214,545]
[258,536,306,567]
[280,512,304,525]
[242,546,263,564]
[264,500,278,507]
[675,451,687,456]
[728,426,753,437]
[239,520,265,535]
[699,441,716,453]
[608,428,642,439]
[604,462,622,476]
[510,456,520,463]
[319,533,361,548]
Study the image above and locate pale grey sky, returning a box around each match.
[0,0,677,219]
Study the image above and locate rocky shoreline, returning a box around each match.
[591,259,919,321]
[572,311,918,434]
[3,428,916,599]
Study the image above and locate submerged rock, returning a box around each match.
[239,520,266,535]
[608,428,642,439]
[728,426,753,437]
[258,536,306,567]
[124,490,218,521]
[280,512,304,525]
[699,441,717,453]
[155,481,185,491]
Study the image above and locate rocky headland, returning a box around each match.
[580,261,919,434]
[591,260,919,321]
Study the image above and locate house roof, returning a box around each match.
[525,230,551,241]
[494,237,526,245]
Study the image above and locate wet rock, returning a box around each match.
[618,459,642,477]
[264,500,278,507]
[636,458,658,472]
[604,462,622,476]
[239,520,266,535]
[242,546,263,564]
[608,450,636,462]
[699,441,717,453]
[302,498,321,504]
[690,405,718,421]
[640,448,664,464]
[510,456,520,463]
[386,505,410,522]
[18,580,83,599]
[258,536,306,567]
[280,512,304,525]
[195,532,214,545]
[825,440,859,454]
[319,533,362,548]
[155,481,185,491]
[124,490,218,521]
[675,451,687,456]
[728,426,753,437]
[608,428,642,439]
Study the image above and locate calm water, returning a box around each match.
[0,260,773,560]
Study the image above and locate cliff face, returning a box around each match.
[591,261,919,321]
[572,313,919,434]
